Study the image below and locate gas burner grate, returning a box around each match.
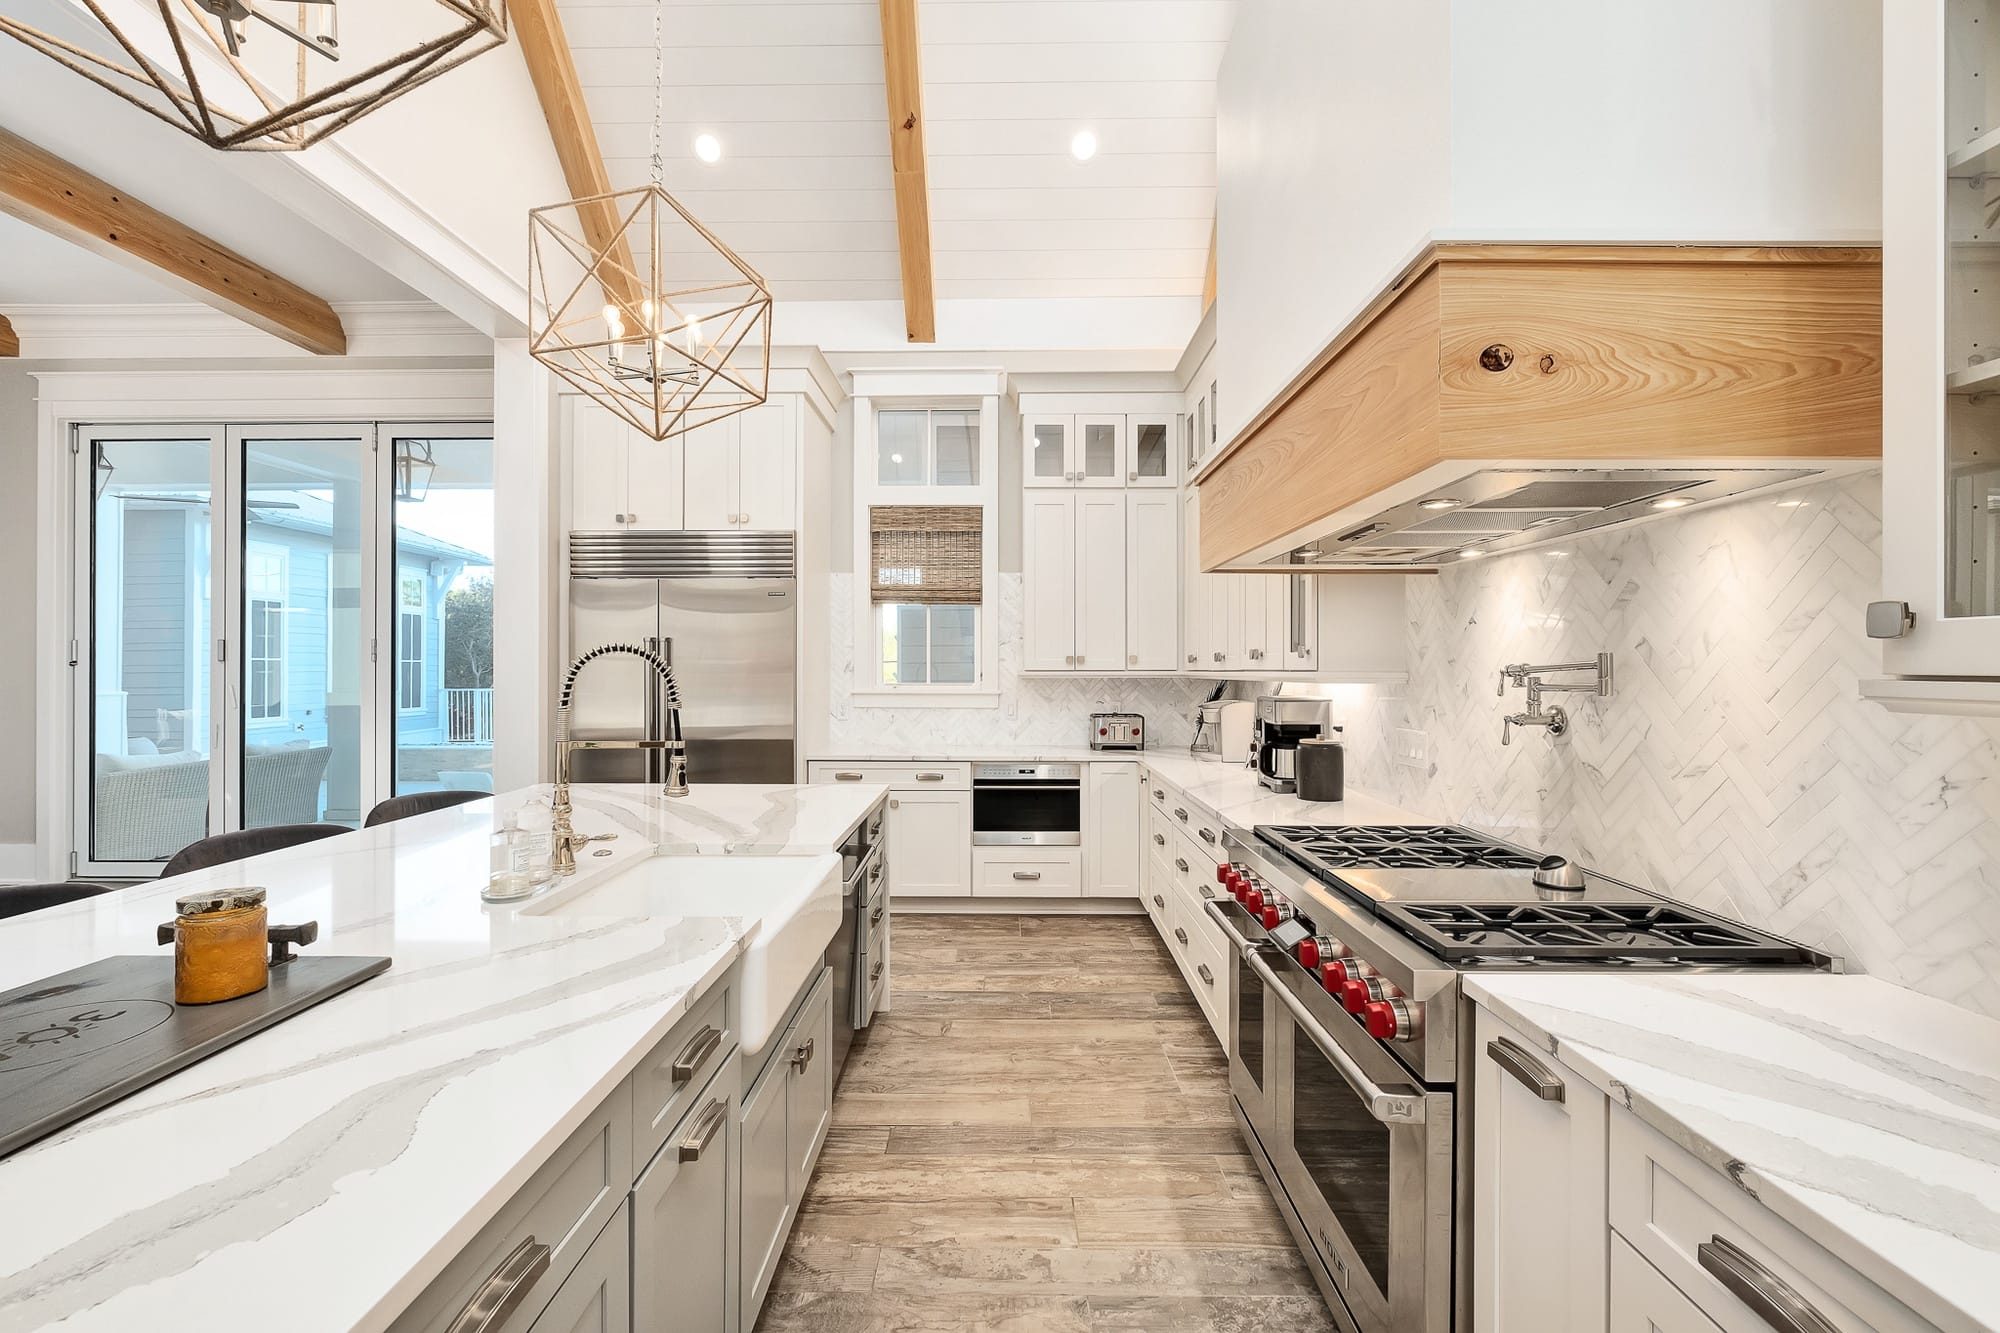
[1380,901,1822,965]
[1257,824,1542,872]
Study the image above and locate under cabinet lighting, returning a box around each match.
[1459,549,1485,560]
[1775,499,1811,509]
[1418,498,1461,511]
[1651,498,1691,510]
[1070,130,1098,161]
[694,133,722,163]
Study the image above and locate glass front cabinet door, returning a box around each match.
[1127,414,1175,487]
[1024,415,1072,487]
[1878,2,2000,695]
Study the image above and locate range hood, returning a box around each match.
[1194,244,1882,573]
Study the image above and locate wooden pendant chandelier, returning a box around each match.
[526,0,771,442]
[0,1,509,151]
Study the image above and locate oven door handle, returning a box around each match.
[1208,903,1427,1126]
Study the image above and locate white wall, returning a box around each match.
[0,364,37,864]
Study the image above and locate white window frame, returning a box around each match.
[396,569,426,714]
[244,541,290,725]
[849,372,1003,706]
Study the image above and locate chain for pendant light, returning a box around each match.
[650,0,665,187]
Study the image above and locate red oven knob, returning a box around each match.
[1337,977,1394,1014]
[1362,999,1423,1042]
[1317,960,1346,992]
[1298,935,1345,969]
[1230,873,1250,902]
[1297,936,1322,969]
[1244,887,1265,915]
[1216,862,1237,886]
[1322,958,1376,986]
[1261,900,1292,930]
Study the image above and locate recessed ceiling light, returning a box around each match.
[1459,548,1485,560]
[694,133,722,163]
[1651,497,1691,510]
[1418,497,1461,511]
[1070,129,1098,161]
[1774,498,1810,508]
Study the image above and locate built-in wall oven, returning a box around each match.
[971,763,1082,846]
[1208,897,1453,1333]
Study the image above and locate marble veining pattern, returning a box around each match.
[828,572,1220,752]
[1466,973,2000,1333]
[0,785,872,1333]
[1346,472,2000,1018]
[561,781,885,855]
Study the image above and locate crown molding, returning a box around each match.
[3,301,493,362]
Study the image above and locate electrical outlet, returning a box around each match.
[1393,728,1429,770]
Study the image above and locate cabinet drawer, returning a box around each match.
[389,1087,633,1333]
[810,762,970,790]
[629,975,736,1172]
[527,1200,631,1333]
[973,848,1082,897]
[1609,1106,1933,1333]
[1610,1234,1722,1333]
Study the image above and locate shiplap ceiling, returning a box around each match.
[556,0,1232,302]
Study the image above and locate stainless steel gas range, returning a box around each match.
[1205,824,1837,1333]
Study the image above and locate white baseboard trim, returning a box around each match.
[893,898,1143,915]
[0,843,39,882]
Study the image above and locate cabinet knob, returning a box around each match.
[1187,654,1197,664]
[1065,654,1076,666]
[1128,471,1137,481]
[1128,654,1137,666]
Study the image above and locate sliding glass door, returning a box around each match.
[74,422,494,877]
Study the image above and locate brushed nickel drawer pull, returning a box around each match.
[1012,871,1042,881]
[791,1037,816,1074]
[1487,1037,1565,1102]
[1174,857,1189,872]
[677,1097,729,1162]
[1197,828,1216,845]
[671,1024,722,1084]
[1697,1235,1837,1333]
[1174,807,1188,821]
[870,906,886,925]
[1152,788,1164,799]
[1152,893,1165,908]
[1152,832,1166,846]
[916,772,946,782]
[834,771,865,781]
[1198,963,1214,986]
[1174,927,1189,946]
[446,1236,551,1333]
[870,960,884,982]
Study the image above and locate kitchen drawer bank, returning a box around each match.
[390,962,832,1333]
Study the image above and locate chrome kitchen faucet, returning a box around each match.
[550,643,689,875]
[1497,652,1613,745]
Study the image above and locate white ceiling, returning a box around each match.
[557,0,1232,302]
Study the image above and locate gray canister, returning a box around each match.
[1295,736,1345,802]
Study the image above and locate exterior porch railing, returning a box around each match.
[444,687,495,744]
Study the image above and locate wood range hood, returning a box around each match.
[1195,243,1883,573]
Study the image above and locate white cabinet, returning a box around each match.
[1022,413,1127,487]
[1125,491,1179,670]
[631,1061,738,1333]
[785,976,834,1191]
[1126,413,1176,487]
[567,398,685,532]
[1074,413,1125,487]
[738,1050,790,1321]
[1022,491,1078,671]
[885,789,972,897]
[1084,761,1141,898]
[1022,490,1128,673]
[1875,4,2000,695]
[681,397,798,531]
[1024,415,1072,486]
[740,969,835,1328]
[1609,1238,1722,1333]
[1472,1006,1608,1333]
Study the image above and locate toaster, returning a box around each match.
[1090,712,1145,751]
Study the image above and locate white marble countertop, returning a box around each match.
[1465,973,2000,1333]
[548,779,886,855]
[1135,751,1427,830]
[0,782,880,1333]
[810,745,1140,763]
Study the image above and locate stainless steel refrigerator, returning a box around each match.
[567,531,797,784]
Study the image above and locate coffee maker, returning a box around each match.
[1251,695,1335,793]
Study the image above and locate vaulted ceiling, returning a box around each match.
[554,0,1233,303]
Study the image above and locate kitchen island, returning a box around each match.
[0,781,885,1333]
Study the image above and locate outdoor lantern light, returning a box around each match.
[395,440,437,503]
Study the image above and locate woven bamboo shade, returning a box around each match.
[870,506,982,605]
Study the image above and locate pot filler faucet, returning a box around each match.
[550,642,688,876]
[1497,652,1614,745]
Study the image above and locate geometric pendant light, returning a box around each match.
[0,2,509,151]
[526,0,770,441]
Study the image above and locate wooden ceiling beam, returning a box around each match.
[0,128,345,355]
[0,315,17,358]
[878,0,936,343]
[512,0,641,313]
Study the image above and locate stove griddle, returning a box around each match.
[0,953,390,1160]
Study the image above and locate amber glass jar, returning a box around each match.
[170,887,269,1005]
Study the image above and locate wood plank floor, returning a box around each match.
[754,914,1342,1333]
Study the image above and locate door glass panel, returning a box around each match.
[88,438,214,865]
[1290,1021,1394,1290]
[1082,422,1117,477]
[390,434,496,797]
[878,410,927,486]
[1236,956,1265,1095]
[932,411,979,485]
[1031,422,1067,479]
[970,784,1080,836]
[1133,422,1169,478]
[241,435,365,828]
[1944,399,2000,618]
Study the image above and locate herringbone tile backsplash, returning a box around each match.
[1364,470,2000,1017]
